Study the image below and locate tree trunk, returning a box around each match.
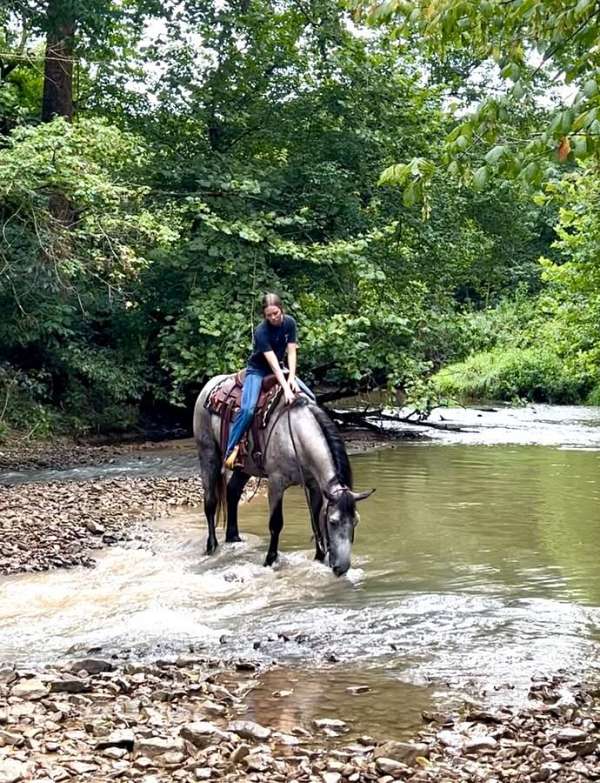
[41,4,74,122]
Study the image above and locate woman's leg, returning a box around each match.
[225,372,263,456]
[296,377,316,402]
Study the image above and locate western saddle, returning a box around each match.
[205,371,284,472]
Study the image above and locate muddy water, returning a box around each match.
[2,405,600,738]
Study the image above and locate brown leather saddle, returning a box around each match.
[205,371,284,472]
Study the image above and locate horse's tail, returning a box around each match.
[194,375,229,529]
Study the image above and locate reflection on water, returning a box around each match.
[239,667,434,740]
[2,424,600,738]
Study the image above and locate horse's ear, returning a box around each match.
[351,488,375,502]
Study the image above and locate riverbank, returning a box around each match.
[0,475,208,575]
[1,658,598,783]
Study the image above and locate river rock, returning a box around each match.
[180,721,228,748]
[200,699,225,716]
[0,759,26,783]
[375,757,407,775]
[50,677,90,693]
[11,679,49,700]
[228,720,271,741]
[0,730,24,747]
[135,736,184,757]
[230,743,251,763]
[103,746,129,759]
[313,719,348,733]
[64,761,99,775]
[194,769,213,780]
[70,658,114,675]
[347,685,370,695]
[437,730,464,748]
[373,741,430,763]
[157,751,186,766]
[464,735,498,752]
[321,772,342,783]
[96,728,135,750]
[244,752,274,772]
[553,727,588,743]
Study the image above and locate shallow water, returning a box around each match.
[2,406,600,738]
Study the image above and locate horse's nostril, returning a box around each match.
[332,563,348,577]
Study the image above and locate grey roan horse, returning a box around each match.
[193,375,374,576]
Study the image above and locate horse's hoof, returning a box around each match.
[226,535,242,543]
[264,552,278,567]
[206,540,218,555]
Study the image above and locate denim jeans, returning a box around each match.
[225,369,315,456]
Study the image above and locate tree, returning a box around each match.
[352,0,600,194]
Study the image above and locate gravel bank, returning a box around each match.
[0,661,598,783]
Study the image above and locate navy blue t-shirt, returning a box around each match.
[247,315,297,373]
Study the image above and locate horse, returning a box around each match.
[193,374,374,576]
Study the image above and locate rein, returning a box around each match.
[285,403,329,557]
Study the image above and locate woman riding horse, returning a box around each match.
[224,293,315,469]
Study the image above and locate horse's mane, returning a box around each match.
[306,402,353,490]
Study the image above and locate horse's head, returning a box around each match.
[322,485,374,576]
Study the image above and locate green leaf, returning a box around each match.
[473,165,489,190]
[484,145,506,166]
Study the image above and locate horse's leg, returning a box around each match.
[198,446,222,556]
[265,478,285,567]
[226,469,250,543]
[307,479,326,562]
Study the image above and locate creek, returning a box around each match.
[2,404,600,738]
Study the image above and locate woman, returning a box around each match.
[224,293,315,469]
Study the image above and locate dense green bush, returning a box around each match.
[433,345,585,404]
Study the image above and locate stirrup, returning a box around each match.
[224,446,239,470]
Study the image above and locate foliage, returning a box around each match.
[352,0,600,198]
[433,344,583,404]
[0,117,178,432]
[0,0,582,436]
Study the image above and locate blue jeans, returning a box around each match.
[225,369,316,456]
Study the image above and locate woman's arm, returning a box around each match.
[263,350,295,405]
[287,342,299,392]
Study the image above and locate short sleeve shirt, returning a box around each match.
[247,315,297,373]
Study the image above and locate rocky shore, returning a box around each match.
[1,659,598,783]
[0,475,210,576]
[0,438,188,474]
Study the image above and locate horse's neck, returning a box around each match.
[296,410,338,491]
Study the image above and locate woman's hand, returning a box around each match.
[289,377,300,393]
[284,386,296,405]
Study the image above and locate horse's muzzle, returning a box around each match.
[332,561,350,577]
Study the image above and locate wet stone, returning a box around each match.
[313,719,348,733]
[70,658,114,675]
[228,720,271,741]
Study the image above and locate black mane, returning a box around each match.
[308,403,353,489]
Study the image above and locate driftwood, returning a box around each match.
[327,407,478,434]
